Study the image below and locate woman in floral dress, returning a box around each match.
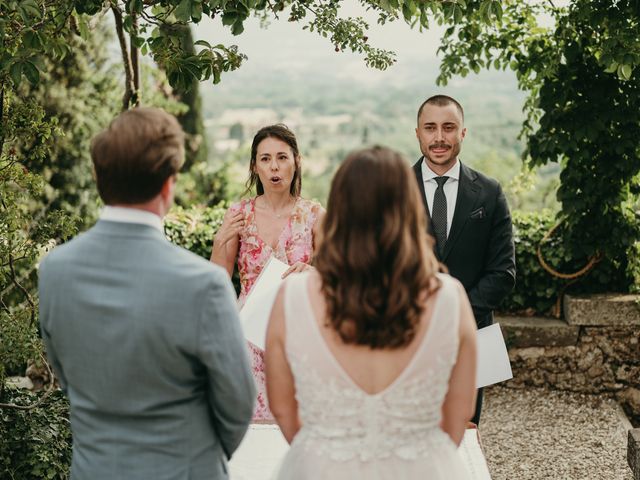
[210,124,324,422]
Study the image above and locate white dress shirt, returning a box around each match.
[100,206,164,232]
[421,159,460,238]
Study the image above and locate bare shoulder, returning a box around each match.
[298,197,325,214]
[449,275,466,296]
[443,276,476,334]
[435,272,464,295]
[306,268,323,293]
[436,273,473,322]
[268,279,290,338]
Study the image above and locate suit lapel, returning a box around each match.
[442,162,480,261]
[412,157,436,239]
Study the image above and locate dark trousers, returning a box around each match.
[471,387,484,425]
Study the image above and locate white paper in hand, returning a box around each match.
[238,256,289,350]
[476,323,513,388]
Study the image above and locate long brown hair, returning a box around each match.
[245,124,302,197]
[314,146,440,349]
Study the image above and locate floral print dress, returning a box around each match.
[230,196,323,421]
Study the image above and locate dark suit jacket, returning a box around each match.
[413,158,516,328]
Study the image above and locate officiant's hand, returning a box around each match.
[214,210,244,247]
[282,262,312,278]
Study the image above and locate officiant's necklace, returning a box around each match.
[263,196,295,219]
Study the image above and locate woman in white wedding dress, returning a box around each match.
[264,146,477,479]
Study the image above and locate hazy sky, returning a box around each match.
[192,2,445,83]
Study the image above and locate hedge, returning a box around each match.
[0,388,71,480]
[164,202,227,260]
[163,204,638,317]
[504,209,640,316]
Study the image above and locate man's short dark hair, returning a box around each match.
[416,95,465,124]
[91,107,185,205]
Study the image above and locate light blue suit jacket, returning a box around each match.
[39,220,256,480]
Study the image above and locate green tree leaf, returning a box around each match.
[620,63,633,80]
[175,0,193,22]
[22,60,40,84]
[9,62,23,86]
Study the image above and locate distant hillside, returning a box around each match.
[195,16,558,210]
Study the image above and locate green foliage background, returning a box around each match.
[164,204,226,259]
[0,389,71,480]
[436,0,640,295]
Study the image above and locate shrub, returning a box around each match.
[501,210,564,315]
[0,388,72,480]
[164,204,640,316]
[164,203,227,260]
[0,317,43,378]
[163,203,241,292]
[502,209,640,316]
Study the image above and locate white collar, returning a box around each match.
[421,158,461,182]
[100,206,163,232]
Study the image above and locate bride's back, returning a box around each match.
[304,271,442,396]
[282,271,460,462]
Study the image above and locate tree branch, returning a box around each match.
[130,12,140,107]
[7,252,36,327]
[0,158,17,173]
[266,0,280,20]
[0,184,58,294]
[142,3,179,23]
[139,10,164,26]
[2,255,27,267]
[88,4,112,30]
[0,297,14,317]
[111,4,135,111]
[25,2,75,37]
[0,86,5,156]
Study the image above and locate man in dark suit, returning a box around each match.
[413,95,516,425]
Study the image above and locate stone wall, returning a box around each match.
[630,429,640,480]
[498,293,640,425]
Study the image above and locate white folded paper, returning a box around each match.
[476,323,513,388]
[238,256,289,350]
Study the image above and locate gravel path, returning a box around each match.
[481,386,633,480]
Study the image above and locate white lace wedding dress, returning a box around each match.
[273,272,471,480]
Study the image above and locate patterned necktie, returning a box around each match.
[432,176,449,255]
